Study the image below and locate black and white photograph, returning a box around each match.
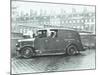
[11,0,96,74]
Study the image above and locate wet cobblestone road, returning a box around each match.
[11,49,95,74]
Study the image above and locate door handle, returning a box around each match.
[56,40,59,42]
[45,40,48,42]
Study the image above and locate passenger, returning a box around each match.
[50,31,56,38]
[47,30,51,37]
[32,33,35,38]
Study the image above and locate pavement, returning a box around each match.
[11,49,96,74]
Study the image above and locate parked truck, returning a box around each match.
[16,29,85,58]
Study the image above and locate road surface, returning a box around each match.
[11,49,96,74]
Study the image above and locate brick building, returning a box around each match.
[11,8,95,37]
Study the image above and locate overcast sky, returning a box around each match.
[12,1,95,15]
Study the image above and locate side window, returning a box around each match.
[37,30,47,38]
[37,31,42,38]
[50,30,58,38]
[42,30,47,37]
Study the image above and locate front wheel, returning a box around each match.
[21,47,35,58]
[66,45,78,56]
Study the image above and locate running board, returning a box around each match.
[35,52,65,56]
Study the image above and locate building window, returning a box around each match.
[40,22,42,24]
[73,20,76,23]
[66,20,68,23]
[73,26,76,28]
[44,22,46,24]
[81,19,84,23]
[89,13,92,16]
[90,24,95,31]
[81,26,83,29]
[91,19,95,22]
[77,26,80,29]
[85,19,89,22]
[47,22,49,24]
[20,28,23,33]
[44,17,47,19]
[58,21,60,24]
[88,19,90,22]
[69,20,72,23]
[77,20,80,23]
[89,19,91,22]
[62,21,64,24]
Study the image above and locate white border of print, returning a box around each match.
[0,0,99,75]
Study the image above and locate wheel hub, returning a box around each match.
[70,48,76,54]
[25,49,30,54]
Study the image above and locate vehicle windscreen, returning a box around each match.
[37,30,47,38]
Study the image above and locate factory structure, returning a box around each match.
[11,7,95,38]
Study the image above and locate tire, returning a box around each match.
[21,47,35,58]
[66,45,78,56]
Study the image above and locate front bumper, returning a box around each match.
[16,47,21,51]
[16,49,22,57]
[83,46,90,50]
[16,46,21,56]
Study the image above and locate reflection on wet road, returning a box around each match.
[12,49,95,74]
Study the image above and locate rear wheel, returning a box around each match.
[21,47,35,58]
[66,45,78,56]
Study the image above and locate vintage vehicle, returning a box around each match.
[16,29,85,58]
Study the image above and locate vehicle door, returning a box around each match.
[34,30,48,54]
[45,30,64,54]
